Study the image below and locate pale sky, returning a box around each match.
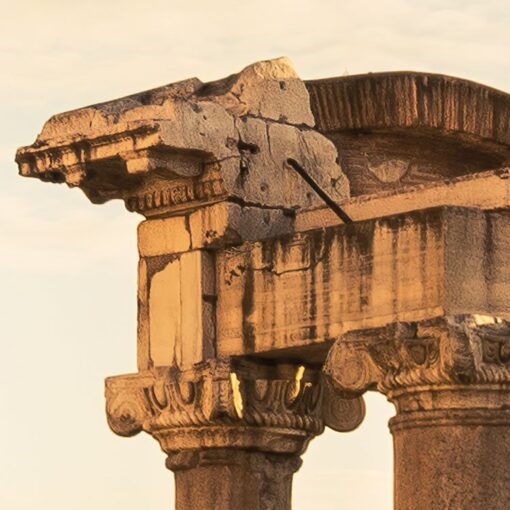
[0,1,508,508]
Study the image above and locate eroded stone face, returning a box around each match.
[323,315,510,510]
[215,207,510,359]
[16,57,349,215]
[17,60,510,510]
[306,72,510,196]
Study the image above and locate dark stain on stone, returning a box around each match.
[321,234,332,339]
[483,213,495,288]
[241,265,256,354]
[262,239,277,270]
[379,211,408,234]
[269,265,277,348]
[427,209,444,245]
[145,254,179,294]
[308,254,318,342]
[391,224,400,315]
[308,229,324,265]
[352,221,375,311]
[419,220,428,307]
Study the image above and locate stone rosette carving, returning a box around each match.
[106,357,365,455]
[324,315,510,408]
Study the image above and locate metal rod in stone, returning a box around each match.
[286,158,353,224]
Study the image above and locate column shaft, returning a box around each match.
[169,449,300,510]
[390,394,510,510]
[323,316,510,510]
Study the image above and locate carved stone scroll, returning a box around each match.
[324,315,510,398]
[106,357,365,454]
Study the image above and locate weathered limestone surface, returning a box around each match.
[16,58,349,216]
[307,72,510,196]
[135,204,510,376]
[140,250,216,369]
[216,207,510,360]
[295,168,510,231]
[106,358,364,509]
[324,316,510,509]
[16,58,510,510]
[137,202,295,257]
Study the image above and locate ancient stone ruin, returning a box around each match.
[16,57,510,509]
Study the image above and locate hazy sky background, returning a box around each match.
[0,1,508,508]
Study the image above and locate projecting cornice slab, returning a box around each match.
[306,72,510,195]
[15,58,349,216]
[307,71,510,141]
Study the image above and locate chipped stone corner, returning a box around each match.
[15,57,350,218]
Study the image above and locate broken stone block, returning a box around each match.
[201,57,315,126]
[188,202,294,248]
[16,58,349,216]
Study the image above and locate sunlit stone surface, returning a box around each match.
[17,58,510,509]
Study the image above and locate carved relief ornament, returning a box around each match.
[324,315,510,398]
[106,358,365,455]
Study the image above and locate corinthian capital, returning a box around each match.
[324,315,510,397]
[106,358,365,456]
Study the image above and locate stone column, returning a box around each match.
[16,57,361,510]
[324,315,510,510]
[168,449,301,510]
[106,358,365,510]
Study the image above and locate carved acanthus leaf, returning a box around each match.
[106,357,367,452]
[106,359,325,438]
